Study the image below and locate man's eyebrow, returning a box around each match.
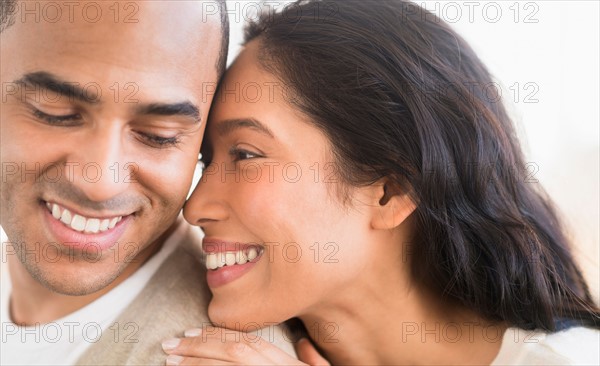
[15,71,100,104]
[136,102,201,124]
[15,71,201,123]
[216,118,274,138]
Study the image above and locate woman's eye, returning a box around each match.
[32,108,82,126]
[229,147,261,162]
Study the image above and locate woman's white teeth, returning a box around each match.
[47,202,122,233]
[217,253,226,268]
[235,250,248,265]
[225,252,236,266]
[247,247,258,260]
[205,247,261,270]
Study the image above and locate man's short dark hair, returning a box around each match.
[0,0,17,33]
[216,0,230,79]
[0,0,229,78]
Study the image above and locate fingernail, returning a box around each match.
[184,328,202,337]
[161,338,181,351]
[166,354,184,366]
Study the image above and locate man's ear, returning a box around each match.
[371,180,417,230]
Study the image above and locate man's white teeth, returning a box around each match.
[48,202,122,233]
[84,218,100,233]
[52,204,61,219]
[108,217,120,229]
[60,209,72,225]
[205,247,261,270]
[99,219,110,231]
[71,215,86,231]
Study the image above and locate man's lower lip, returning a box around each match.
[42,202,132,251]
[206,259,260,288]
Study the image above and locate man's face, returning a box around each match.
[0,0,222,295]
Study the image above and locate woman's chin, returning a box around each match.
[208,300,249,329]
[208,299,287,331]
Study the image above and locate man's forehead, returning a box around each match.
[1,1,223,86]
[6,0,221,39]
[0,1,222,111]
[2,0,222,60]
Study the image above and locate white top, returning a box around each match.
[492,326,600,365]
[0,221,187,366]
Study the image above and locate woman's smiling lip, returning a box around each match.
[202,237,264,288]
[206,259,261,288]
[202,237,264,253]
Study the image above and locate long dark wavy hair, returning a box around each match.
[243,0,600,331]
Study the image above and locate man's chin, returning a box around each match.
[23,260,123,296]
[40,276,118,296]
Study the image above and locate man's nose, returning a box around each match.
[183,161,230,229]
[66,125,132,202]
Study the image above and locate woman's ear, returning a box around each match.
[371,180,417,230]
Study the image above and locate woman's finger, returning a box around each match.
[162,327,305,365]
[295,338,330,366]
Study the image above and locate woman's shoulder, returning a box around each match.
[491,326,599,365]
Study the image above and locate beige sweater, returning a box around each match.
[76,228,295,365]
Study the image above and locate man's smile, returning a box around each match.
[40,199,135,251]
[44,200,125,234]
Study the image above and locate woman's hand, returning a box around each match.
[295,338,330,366]
[161,326,329,365]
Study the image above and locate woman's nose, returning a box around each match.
[183,161,230,229]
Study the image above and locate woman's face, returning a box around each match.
[184,42,383,329]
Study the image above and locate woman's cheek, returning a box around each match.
[236,163,307,219]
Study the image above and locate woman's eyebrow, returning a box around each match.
[216,118,274,138]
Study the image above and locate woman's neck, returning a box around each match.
[299,260,506,365]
